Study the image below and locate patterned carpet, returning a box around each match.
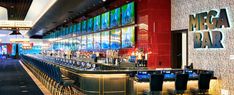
[0,59,43,95]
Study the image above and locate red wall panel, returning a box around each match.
[106,0,171,69]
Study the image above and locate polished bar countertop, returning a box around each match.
[21,54,216,82]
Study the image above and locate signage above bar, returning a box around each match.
[0,21,32,29]
[0,27,31,30]
[189,9,230,48]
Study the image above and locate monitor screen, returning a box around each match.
[81,35,87,49]
[69,24,73,34]
[87,18,93,33]
[18,44,23,54]
[136,72,150,80]
[12,43,16,56]
[77,36,81,50]
[122,2,135,25]
[82,20,87,33]
[65,39,69,50]
[76,23,81,34]
[62,28,66,36]
[65,27,69,35]
[72,24,77,33]
[110,29,121,49]
[87,34,93,50]
[94,33,101,49]
[101,12,110,30]
[0,45,7,55]
[110,8,121,28]
[121,26,135,48]
[71,38,76,51]
[101,31,110,49]
[164,73,176,79]
[94,15,101,32]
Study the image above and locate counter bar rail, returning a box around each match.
[20,54,216,81]
[21,54,217,95]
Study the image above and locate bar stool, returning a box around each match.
[168,73,189,95]
[150,74,164,95]
[190,73,212,95]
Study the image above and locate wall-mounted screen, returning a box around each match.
[0,45,7,55]
[11,44,16,56]
[76,23,81,34]
[65,39,69,50]
[122,2,135,25]
[101,12,110,30]
[87,34,93,50]
[87,18,93,33]
[94,33,101,49]
[101,31,110,49]
[65,27,69,35]
[82,20,87,33]
[62,28,66,36]
[94,15,101,32]
[110,8,121,28]
[72,24,77,33]
[71,38,76,50]
[110,29,121,49]
[69,24,73,34]
[122,26,135,48]
[77,36,81,50]
[81,35,87,49]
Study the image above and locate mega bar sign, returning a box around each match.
[189,9,230,48]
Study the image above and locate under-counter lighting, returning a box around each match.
[79,74,127,78]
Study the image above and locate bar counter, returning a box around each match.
[21,54,218,95]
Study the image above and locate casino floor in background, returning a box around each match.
[0,59,43,95]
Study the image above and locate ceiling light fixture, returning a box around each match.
[9,30,22,35]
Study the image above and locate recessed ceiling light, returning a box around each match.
[21,90,29,93]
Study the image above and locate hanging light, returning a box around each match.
[9,29,22,35]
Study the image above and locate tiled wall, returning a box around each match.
[172,0,234,94]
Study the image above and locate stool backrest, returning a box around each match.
[175,73,189,91]
[198,73,212,90]
[150,74,164,91]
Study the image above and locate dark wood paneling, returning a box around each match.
[0,0,33,20]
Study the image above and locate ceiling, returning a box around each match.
[27,0,114,38]
[0,0,33,20]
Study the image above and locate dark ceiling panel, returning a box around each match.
[27,0,114,38]
[0,0,33,20]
